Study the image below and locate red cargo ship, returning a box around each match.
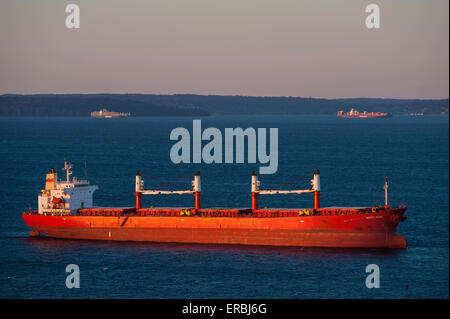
[338,108,392,118]
[23,161,407,248]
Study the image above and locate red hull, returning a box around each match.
[23,207,407,248]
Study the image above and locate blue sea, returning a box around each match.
[0,115,448,298]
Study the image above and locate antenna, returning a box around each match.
[383,177,388,206]
[84,159,88,181]
[62,159,73,182]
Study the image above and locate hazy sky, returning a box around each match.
[0,0,448,98]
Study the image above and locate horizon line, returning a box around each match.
[0,92,448,101]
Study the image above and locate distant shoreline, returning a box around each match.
[0,94,448,117]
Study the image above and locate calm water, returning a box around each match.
[0,115,448,298]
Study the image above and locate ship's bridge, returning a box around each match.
[38,161,98,215]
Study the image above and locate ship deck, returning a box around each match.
[25,206,388,218]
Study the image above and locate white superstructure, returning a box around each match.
[37,161,98,215]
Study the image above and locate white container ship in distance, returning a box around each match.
[91,108,130,118]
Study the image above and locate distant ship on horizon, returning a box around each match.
[337,108,392,118]
[91,108,130,118]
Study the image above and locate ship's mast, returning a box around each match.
[383,177,388,206]
[135,172,201,210]
[251,170,321,210]
[62,160,73,183]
